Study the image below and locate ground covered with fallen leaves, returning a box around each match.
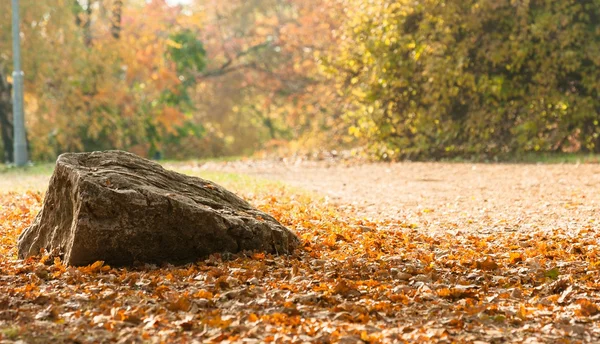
[1,162,600,343]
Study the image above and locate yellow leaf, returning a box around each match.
[166,39,182,49]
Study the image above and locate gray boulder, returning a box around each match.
[18,150,299,266]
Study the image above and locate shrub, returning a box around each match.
[327,0,600,159]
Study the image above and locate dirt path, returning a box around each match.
[195,160,600,234]
[4,160,600,235]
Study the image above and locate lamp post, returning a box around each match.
[12,0,28,166]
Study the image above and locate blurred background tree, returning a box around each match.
[327,0,600,160]
[0,0,598,162]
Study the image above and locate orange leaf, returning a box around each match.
[576,299,600,317]
[476,257,500,271]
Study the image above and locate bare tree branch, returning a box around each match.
[196,41,271,79]
[195,62,257,79]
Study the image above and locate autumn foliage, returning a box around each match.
[0,0,340,162]
[1,0,600,162]
[327,0,600,159]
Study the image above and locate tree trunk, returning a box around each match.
[0,69,14,163]
[84,1,93,46]
[111,0,123,39]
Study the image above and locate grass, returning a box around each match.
[161,155,245,165]
[0,162,55,175]
[181,169,287,195]
[0,160,300,200]
[508,152,600,164]
[0,154,244,175]
[1,151,597,193]
[0,327,20,340]
[437,152,600,164]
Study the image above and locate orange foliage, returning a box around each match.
[1,181,600,342]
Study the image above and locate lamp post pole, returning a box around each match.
[12,0,28,166]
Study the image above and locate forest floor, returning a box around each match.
[1,160,600,343]
[189,159,600,235]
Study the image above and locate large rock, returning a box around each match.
[18,150,299,266]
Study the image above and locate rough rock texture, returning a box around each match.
[18,150,299,266]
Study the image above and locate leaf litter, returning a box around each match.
[0,177,600,343]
